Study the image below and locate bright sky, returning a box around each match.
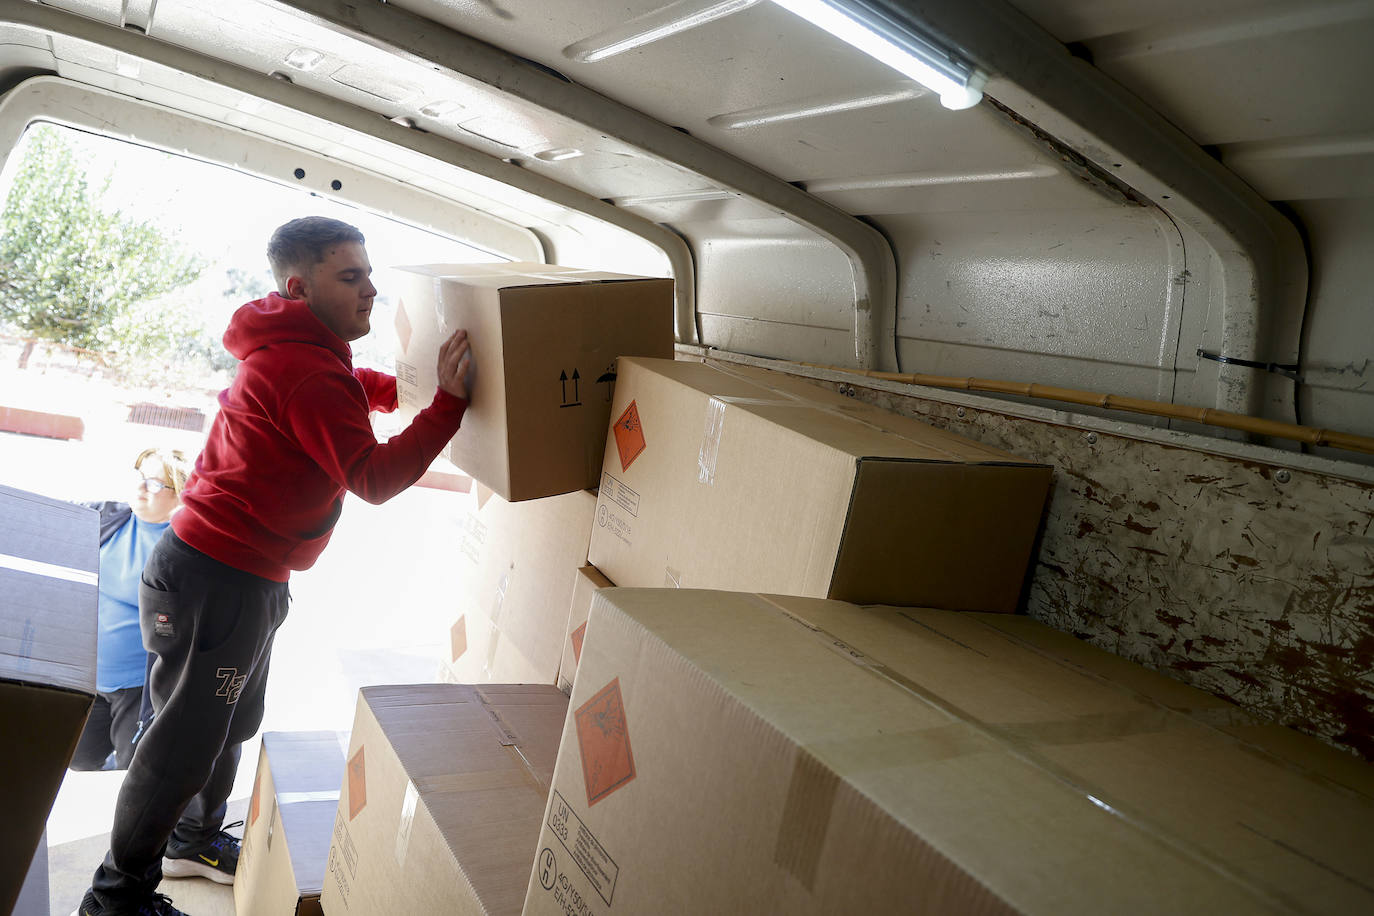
[0,122,504,369]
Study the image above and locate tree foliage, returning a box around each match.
[0,124,207,358]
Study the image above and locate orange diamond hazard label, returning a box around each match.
[347,746,367,820]
[575,678,637,806]
[612,401,646,472]
[249,768,262,826]
[394,297,412,354]
[451,615,467,662]
[571,622,587,664]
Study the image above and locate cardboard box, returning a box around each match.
[524,588,1374,915]
[235,731,347,916]
[0,485,97,915]
[440,488,598,686]
[12,829,47,916]
[588,357,1054,611]
[392,263,674,501]
[556,564,614,694]
[322,684,567,915]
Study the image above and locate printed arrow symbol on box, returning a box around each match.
[572,368,580,401]
[560,370,568,403]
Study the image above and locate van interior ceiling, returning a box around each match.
[2,0,1373,830]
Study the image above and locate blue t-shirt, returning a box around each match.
[96,515,169,692]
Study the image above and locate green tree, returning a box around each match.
[0,124,207,367]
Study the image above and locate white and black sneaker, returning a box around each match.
[161,820,241,885]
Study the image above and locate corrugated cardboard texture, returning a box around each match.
[391,263,673,501]
[0,486,97,915]
[443,489,597,686]
[587,358,1052,611]
[324,684,567,916]
[235,731,345,916]
[524,588,1374,915]
[557,564,614,693]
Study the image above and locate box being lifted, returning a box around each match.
[392,263,674,502]
[525,588,1374,915]
[589,357,1054,611]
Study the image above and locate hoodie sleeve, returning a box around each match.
[353,367,399,413]
[280,370,467,505]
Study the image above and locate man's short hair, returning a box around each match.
[267,217,366,293]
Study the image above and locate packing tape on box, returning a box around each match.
[749,594,1306,913]
[0,552,98,586]
[395,780,418,868]
[960,612,1374,805]
[695,385,972,486]
[279,791,342,805]
[412,765,547,798]
[705,361,980,461]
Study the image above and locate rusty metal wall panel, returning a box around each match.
[709,356,1374,760]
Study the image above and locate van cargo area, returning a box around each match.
[1,1,1371,913]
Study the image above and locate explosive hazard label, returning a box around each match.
[347,746,366,820]
[612,401,646,472]
[249,768,262,826]
[570,622,587,664]
[575,678,637,806]
[546,790,620,906]
[450,615,467,662]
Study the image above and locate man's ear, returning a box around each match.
[285,274,308,300]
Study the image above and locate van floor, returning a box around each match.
[46,795,247,916]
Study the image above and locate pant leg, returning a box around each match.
[106,686,145,770]
[91,533,288,904]
[173,627,277,844]
[70,694,115,771]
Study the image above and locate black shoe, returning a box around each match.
[72,888,187,915]
[161,820,241,885]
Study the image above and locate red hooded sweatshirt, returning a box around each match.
[173,292,467,581]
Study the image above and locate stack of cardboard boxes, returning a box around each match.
[234,263,1374,915]
[1,485,99,916]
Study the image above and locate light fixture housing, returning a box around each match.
[770,0,986,110]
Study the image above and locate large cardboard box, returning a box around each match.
[588,357,1053,611]
[392,263,674,501]
[322,684,567,915]
[235,731,347,916]
[440,488,598,686]
[524,588,1374,915]
[556,564,614,694]
[0,485,97,915]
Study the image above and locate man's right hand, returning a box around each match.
[437,329,474,401]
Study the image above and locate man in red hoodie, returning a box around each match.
[77,217,473,916]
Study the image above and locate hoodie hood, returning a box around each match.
[223,292,353,364]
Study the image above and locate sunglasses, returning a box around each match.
[138,477,170,494]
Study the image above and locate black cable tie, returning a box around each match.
[1195,348,1302,382]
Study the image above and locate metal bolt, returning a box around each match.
[1085,432,1098,445]
[1275,469,1291,484]
[956,407,966,419]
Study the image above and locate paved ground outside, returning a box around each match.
[3,362,472,915]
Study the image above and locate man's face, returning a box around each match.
[296,241,377,342]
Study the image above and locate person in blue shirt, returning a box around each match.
[71,447,191,771]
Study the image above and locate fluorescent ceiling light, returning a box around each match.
[770,0,986,110]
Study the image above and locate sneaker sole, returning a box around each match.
[162,856,235,885]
